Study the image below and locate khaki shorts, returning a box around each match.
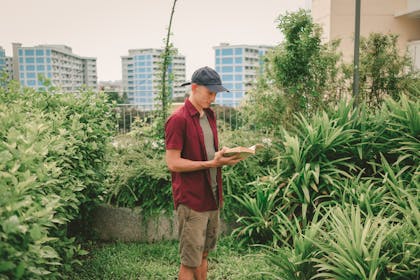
[177,204,220,268]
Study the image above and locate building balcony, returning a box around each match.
[395,0,420,18]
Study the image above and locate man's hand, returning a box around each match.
[165,147,242,173]
[212,147,242,167]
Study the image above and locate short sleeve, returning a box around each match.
[165,114,185,150]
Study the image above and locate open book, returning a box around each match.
[222,144,264,160]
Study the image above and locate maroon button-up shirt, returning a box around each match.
[165,98,223,212]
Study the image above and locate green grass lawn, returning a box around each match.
[70,236,271,279]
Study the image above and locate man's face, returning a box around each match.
[191,84,217,109]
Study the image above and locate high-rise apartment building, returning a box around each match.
[4,43,97,92]
[1,46,14,81]
[0,47,5,72]
[214,43,272,107]
[311,0,420,69]
[122,48,186,110]
[5,57,13,80]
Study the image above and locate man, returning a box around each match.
[165,66,241,280]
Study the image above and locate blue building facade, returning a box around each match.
[0,47,6,73]
[2,43,97,92]
[122,48,186,110]
[214,44,272,107]
[18,46,53,90]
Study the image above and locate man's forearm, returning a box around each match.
[166,157,216,173]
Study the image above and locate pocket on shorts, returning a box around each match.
[177,204,191,220]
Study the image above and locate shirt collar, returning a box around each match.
[184,98,214,119]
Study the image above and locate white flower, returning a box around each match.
[262,137,272,146]
[151,141,159,149]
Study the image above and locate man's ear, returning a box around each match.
[191,83,198,92]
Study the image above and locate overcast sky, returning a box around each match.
[1,0,310,81]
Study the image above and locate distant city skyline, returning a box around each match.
[0,0,310,81]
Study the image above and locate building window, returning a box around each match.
[235,66,243,72]
[222,57,233,64]
[25,50,34,56]
[235,75,243,81]
[36,57,44,64]
[25,57,35,64]
[235,57,243,64]
[27,80,36,86]
[222,66,233,72]
[216,49,220,56]
[221,92,233,98]
[26,72,36,79]
[235,48,243,55]
[224,83,233,90]
[222,74,233,82]
[221,48,233,56]
[26,65,35,71]
[36,49,44,56]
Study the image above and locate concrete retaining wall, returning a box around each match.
[90,204,230,242]
[91,205,178,242]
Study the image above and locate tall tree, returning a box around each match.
[268,9,342,116]
[358,33,415,109]
[242,9,343,133]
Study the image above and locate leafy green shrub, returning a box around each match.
[218,128,277,222]
[0,80,115,278]
[386,190,420,279]
[232,183,281,246]
[240,81,287,134]
[233,94,419,278]
[261,211,322,280]
[279,110,359,221]
[262,203,418,279]
[105,132,172,213]
[358,33,415,109]
[313,206,393,280]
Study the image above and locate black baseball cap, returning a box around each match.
[181,66,230,93]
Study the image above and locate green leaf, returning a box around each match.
[3,215,20,234]
[39,246,60,259]
[15,262,25,279]
[0,150,13,162]
[0,261,16,272]
[30,224,42,241]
